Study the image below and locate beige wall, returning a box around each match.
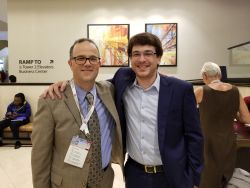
[7,0,250,83]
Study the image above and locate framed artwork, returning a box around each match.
[228,41,250,65]
[145,23,177,66]
[87,24,130,67]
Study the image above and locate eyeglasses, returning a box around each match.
[72,56,100,65]
[131,51,157,59]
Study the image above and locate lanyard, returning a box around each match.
[70,79,96,135]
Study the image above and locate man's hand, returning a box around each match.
[5,112,12,119]
[5,112,18,119]
[12,112,18,118]
[40,80,68,99]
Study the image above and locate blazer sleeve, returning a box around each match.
[31,98,55,188]
[183,84,204,186]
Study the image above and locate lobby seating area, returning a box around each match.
[2,122,32,145]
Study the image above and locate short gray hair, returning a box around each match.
[200,62,221,77]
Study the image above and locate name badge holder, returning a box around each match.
[64,79,96,168]
[64,135,90,168]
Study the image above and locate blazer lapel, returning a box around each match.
[116,68,136,102]
[63,84,82,127]
[158,76,173,146]
[96,85,119,123]
[158,76,173,118]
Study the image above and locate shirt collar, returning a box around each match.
[75,84,97,100]
[131,72,160,92]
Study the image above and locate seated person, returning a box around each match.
[0,93,31,149]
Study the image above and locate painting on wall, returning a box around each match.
[87,24,130,67]
[145,23,177,66]
[228,41,250,65]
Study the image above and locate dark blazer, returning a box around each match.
[111,68,203,188]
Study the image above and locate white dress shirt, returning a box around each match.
[123,73,162,165]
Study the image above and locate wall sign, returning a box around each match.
[18,59,55,74]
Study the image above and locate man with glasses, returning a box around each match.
[43,32,203,188]
[111,32,203,188]
[31,38,123,188]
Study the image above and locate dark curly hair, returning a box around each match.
[127,32,163,57]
